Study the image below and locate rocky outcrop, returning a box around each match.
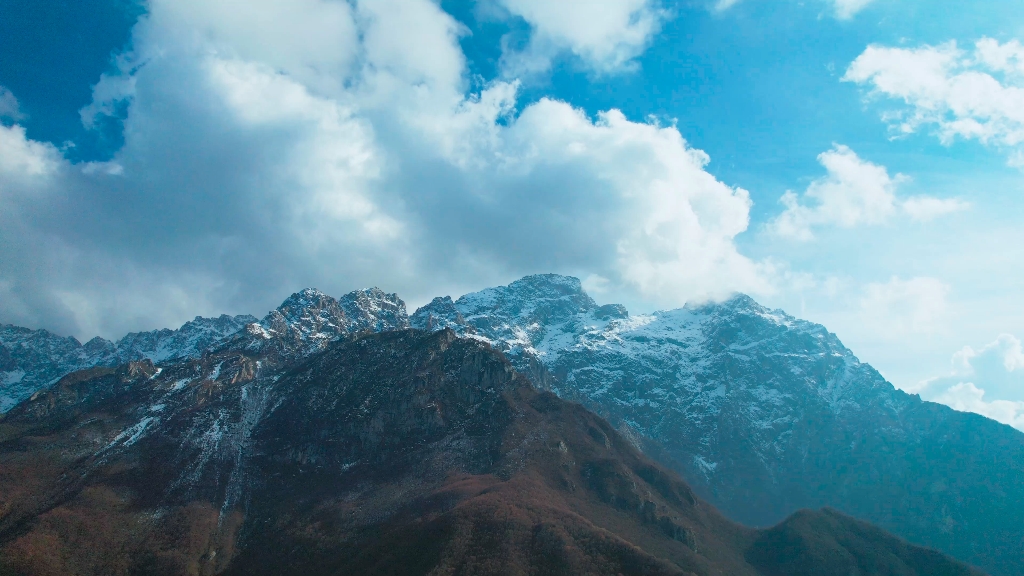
[220,287,408,360]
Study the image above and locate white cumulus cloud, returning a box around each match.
[845,38,1024,166]
[769,145,967,240]
[0,124,62,182]
[497,0,669,75]
[0,0,763,339]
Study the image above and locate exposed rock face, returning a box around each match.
[221,287,409,360]
[0,330,979,576]
[413,274,1024,576]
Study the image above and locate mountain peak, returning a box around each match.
[337,287,409,333]
[227,286,410,359]
[277,287,335,310]
[455,274,597,322]
[410,296,464,330]
[508,273,586,295]
[684,292,792,323]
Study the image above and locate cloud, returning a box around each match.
[901,195,971,222]
[919,334,1024,397]
[932,383,1024,430]
[844,38,1024,166]
[858,276,951,337]
[0,86,23,121]
[496,0,669,75]
[917,334,1024,430]
[713,0,875,20]
[769,145,967,240]
[0,123,62,182]
[831,0,875,20]
[712,0,741,10]
[0,0,763,340]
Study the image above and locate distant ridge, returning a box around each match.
[0,314,256,412]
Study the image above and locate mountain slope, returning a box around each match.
[1,275,1019,574]
[0,329,978,576]
[414,274,1024,576]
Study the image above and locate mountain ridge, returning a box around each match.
[1,274,1021,575]
[0,286,407,412]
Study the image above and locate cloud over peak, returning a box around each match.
[0,0,762,340]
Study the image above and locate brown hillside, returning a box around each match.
[0,330,984,575]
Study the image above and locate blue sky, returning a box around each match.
[1,0,1023,428]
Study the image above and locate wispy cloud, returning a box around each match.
[713,0,877,20]
[0,86,22,121]
[831,0,876,20]
[859,276,952,337]
[917,334,1024,430]
[769,145,968,240]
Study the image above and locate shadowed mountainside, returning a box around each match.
[0,329,980,575]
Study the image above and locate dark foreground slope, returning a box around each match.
[0,330,981,575]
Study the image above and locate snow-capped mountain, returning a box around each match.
[410,274,1024,576]
[0,314,255,412]
[115,314,261,364]
[223,287,408,359]
[0,287,407,413]
[1,274,1021,575]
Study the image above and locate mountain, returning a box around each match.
[411,274,1024,576]
[222,287,408,360]
[0,287,407,413]
[0,328,979,575]
[0,314,255,412]
[1,275,1020,574]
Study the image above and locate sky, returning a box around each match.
[1,0,1023,429]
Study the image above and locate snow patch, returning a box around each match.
[694,455,718,475]
[108,416,158,449]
